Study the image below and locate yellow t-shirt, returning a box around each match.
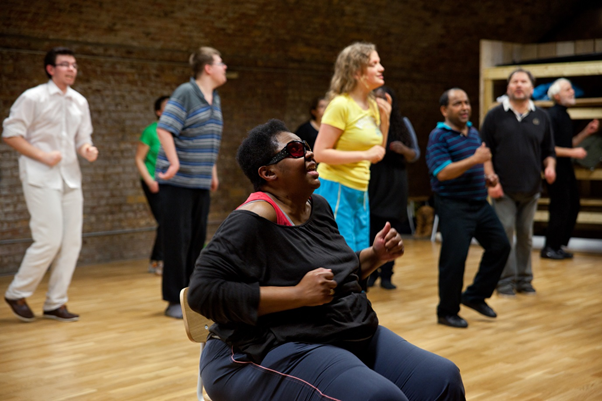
[317,94,382,191]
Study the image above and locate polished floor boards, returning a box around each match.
[0,239,601,400]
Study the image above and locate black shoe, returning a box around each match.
[367,274,377,288]
[559,249,573,259]
[437,314,468,328]
[380,280,397,290]
[516,283,536,295]
[461,299,497,318]
[540,247,564,260]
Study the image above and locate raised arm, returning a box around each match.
[573,119,599,147]
[357,222,404,279]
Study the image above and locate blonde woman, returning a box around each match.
[314,42,392,251]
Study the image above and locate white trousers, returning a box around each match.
[5,180,83,311]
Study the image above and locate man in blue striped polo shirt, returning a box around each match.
[156,46,227,319]
[426,88,510,328]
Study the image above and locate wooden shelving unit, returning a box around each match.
[480,39,602,235]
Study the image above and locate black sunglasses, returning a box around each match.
[266,140,311,165]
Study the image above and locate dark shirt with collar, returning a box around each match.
[426,122,487,200]
[480,104,556,196]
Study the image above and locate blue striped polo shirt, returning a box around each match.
[156,78,223,189]
[425,122,487,200]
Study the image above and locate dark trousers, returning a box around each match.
[545,165,580,250]
[201,326,465,401]
[369,215,405,282]
[435,195,510,317]
[160,184,210,304]
[141,180,163,262]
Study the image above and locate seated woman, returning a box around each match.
[188,119,465,401]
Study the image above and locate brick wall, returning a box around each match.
[0,0,583,274]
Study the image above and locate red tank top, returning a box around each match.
[237,192,293,226]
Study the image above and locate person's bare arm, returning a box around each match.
[554,146,587,159]
[376,93,392,148]
[314,124,385,165]
[483,160,504,198]
[573,119,599,147]
[156,127,179,180]
[389,141,417,162]
[211,164,219,191]
[3,136,62,166]
[135,142,158,192]
[543,156,556,184]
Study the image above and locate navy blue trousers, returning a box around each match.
[200,326,465,401]
[435,195,510,317]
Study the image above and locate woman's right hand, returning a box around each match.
[364,145,386,163]
[296,268,337,306]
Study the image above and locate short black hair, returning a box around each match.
[309,96,325,119]
[44,47,75,79]
[154,95,170,112]
[236,119,290,191]
[439,87,464,107]
[507,68,535,87]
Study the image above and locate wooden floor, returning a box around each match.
[1,239,601,400]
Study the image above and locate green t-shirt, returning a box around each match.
[139,121,161,178]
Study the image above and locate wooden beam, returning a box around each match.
[535,210,602,224]
[568,108,602,120]
[575,168,602,180]
[483,61,602,80]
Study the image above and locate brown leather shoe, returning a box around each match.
[5,297,35,322]
[43,305,79,322]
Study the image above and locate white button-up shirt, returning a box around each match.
[2,80,93,189]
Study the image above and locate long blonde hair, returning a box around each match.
[326,42,376,100]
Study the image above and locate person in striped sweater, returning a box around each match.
[426,88,510,328]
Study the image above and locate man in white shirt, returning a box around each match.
[2,47,98,322]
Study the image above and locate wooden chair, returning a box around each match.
[180,287,213,401]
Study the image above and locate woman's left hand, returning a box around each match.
[373,222,404,262]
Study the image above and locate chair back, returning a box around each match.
[180,287,213,343]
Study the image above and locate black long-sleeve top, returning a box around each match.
[546,104,574,172]
[188,194,379,363]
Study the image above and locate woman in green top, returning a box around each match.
[135,95,169,275]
